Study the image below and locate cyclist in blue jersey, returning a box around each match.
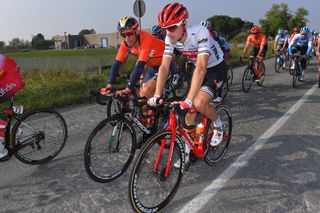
[151,25,166,40]
[274,29,288,68]
[200,20,231,58]
[289,27,313,81]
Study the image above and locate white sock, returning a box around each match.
[213,117,222,128]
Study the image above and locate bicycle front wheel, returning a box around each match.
[12,108,68,165]
[129,131,184,213]
[242,66,253,93]
[274,56,281,73]
[84,116,136,182]
[227,66,233,88]
[204,104,232,165]
[292,63,299,88]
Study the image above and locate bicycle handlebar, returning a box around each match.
[89,90,111,105]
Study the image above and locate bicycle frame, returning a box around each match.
[153,106,209,177]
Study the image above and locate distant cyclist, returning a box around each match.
[316,34,320,79]
[289,27,300,44]
[288,27,312,81]
[241,25,268,83]
[151,25,166,40]
[200,20,231,58]
[274,29,288,68]
[101,16,165,99]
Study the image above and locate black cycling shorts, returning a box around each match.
[200,60,227,98]
[250,45,268,58]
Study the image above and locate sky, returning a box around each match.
[1,0,319,43]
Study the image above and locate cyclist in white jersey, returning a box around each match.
[316,36,320,77]
[274,29,288,68]
[147,2,227,167]
[289,27,312,81]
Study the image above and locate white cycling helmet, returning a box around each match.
[200,20,211,28]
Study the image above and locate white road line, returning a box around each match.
[178,84,318,213]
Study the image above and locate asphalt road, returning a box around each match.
[1,57,319,213]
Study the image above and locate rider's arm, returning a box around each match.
[107,60,123,85]
[154,56,172,97]
[306,37,313,56]
[274,35,279,50]
[153,36,175,97]
[282,39,287,51]
[288,35,297,55]
[127,61,146,90]
[127,33,154,90]
[186,54,208,102]
[107,42,128,86]
[258,34,267,56]
[242,37,251,58]
[317,38,320,54]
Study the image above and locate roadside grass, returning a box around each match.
[4,48,118,57]
[6,43,275,110]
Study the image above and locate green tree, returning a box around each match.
[0,41,5,49]
[31,33,53,50]
[7,38,30,50]
[259,3,308,37]
[79,29,96,36]
[288,8,309,30]
[207,15,253,40]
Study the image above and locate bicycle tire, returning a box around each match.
[227,66,233,88]
[292,60,299,88]
[242,66,253,93]
[213,80,228,104]
[84,116,136,183]
[129,130,184,213]
[274,56,282,73]
[204,105,232,165]
[318,72,320,88]
[12,108,68,165]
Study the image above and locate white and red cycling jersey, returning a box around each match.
[163,25,224,68]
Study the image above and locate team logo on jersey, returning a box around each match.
[198,38,208,44]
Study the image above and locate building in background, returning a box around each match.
[53,29,151,49]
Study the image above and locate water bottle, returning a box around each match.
[194,123,204,145]
[0,120,6,144]
[13,105,24,114]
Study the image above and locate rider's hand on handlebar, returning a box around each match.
[176,99,192,110]
[316,52,320,57]
[147,95,163,107]
[100,87,113,95]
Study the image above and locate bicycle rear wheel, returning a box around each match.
[129,131,184,213]
[12,108,68,164]
[204,104,232,165]
[84,116,136,182]
[242,67,253,93]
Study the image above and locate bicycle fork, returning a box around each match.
[153,111,177,177]
[108,121,123,151]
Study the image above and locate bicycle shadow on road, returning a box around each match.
[168,133,320,212]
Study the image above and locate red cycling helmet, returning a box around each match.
[250,25,260,34]
[117,16,139,32]
[158,2,189,28]
[293,26,300,33]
